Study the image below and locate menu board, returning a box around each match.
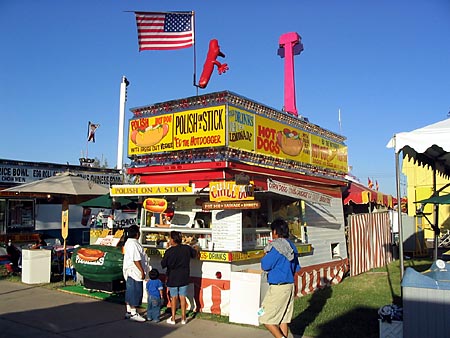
[212,210,242,251]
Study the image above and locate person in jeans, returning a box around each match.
[146,268,164,322]
[259,218,301,338]
[123,224,150,322]
[161,231,198,325]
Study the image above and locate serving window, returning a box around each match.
[7,199,34,233]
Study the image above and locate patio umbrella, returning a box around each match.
[416,193,450,205]
[79,193,136,209]
[3,172,108,196]
[3,171,109,286]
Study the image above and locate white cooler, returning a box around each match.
[21,249,51,284]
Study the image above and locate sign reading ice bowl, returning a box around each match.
[209,180,255,202]
[0,164,121,186]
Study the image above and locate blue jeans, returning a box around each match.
[125,277,143,307]
[147,295,162,321]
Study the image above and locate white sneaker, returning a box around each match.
[181,319,187,325]
[166,318,176,325]
[130,313,146,322]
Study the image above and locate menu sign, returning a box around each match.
[212,210,242,251]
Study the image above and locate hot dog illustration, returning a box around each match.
[77,247,105,262]
[131,123,169,147]
[327,148,338,162]
[276,128,303,156]
[143,198,167,213]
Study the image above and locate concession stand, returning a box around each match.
[112,90,349,324]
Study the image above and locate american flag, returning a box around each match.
[135,11,194,51]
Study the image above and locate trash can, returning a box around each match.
[21,249,51,284]
[401,260,450,338]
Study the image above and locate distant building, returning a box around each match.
[0,158,121,245]
[402,157,450,239]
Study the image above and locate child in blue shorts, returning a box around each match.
[146,269,164,322]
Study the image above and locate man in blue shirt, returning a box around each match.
[259,218,301,338]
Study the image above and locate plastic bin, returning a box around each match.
[378,304,403,338]
[401,260,450,338]
[379,319,403,338]
[21,249,51,284]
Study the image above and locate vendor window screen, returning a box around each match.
[7,199,34,232]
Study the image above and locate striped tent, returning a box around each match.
[348,212,393,276]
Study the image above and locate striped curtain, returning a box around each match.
[348,212,393,276]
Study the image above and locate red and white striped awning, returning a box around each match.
[343,181,394,208]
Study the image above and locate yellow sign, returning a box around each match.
[128,106,227,156]
[255,115,311,164]
[127,104,348,173]
[230,250,265,261]
[310,134,348,172]
[172,106,226,150]
[209,180,254,202]
[110,184,194,196]
[228,106,255,152]
[145,248,272,262]
[199,251,231,262]
[128,114,174,156]
[61,209,69,239]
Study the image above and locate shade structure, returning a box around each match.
[3,172,108,196]
[416,193,450,205]
[79,193,136,209]
[387,117,450,275]
[387,118,450,177]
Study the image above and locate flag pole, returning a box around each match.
[86,121,90,159]
[117,76,128,172]
[192,11,198,96]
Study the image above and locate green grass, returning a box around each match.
[0,258,434,337]
[289,258,432,338]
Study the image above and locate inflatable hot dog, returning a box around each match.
[143,198,167,213]
[131,123,169,147]
[277,128,303,156]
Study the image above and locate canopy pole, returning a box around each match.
[433,168,439,260]
[395,148,405,280]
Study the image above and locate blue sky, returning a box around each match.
[1,0,449,196]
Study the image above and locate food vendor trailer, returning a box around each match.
[114,91,349,323]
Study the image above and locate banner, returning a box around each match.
[267,179,332,206]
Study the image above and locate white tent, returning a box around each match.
[387,117,450,277]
